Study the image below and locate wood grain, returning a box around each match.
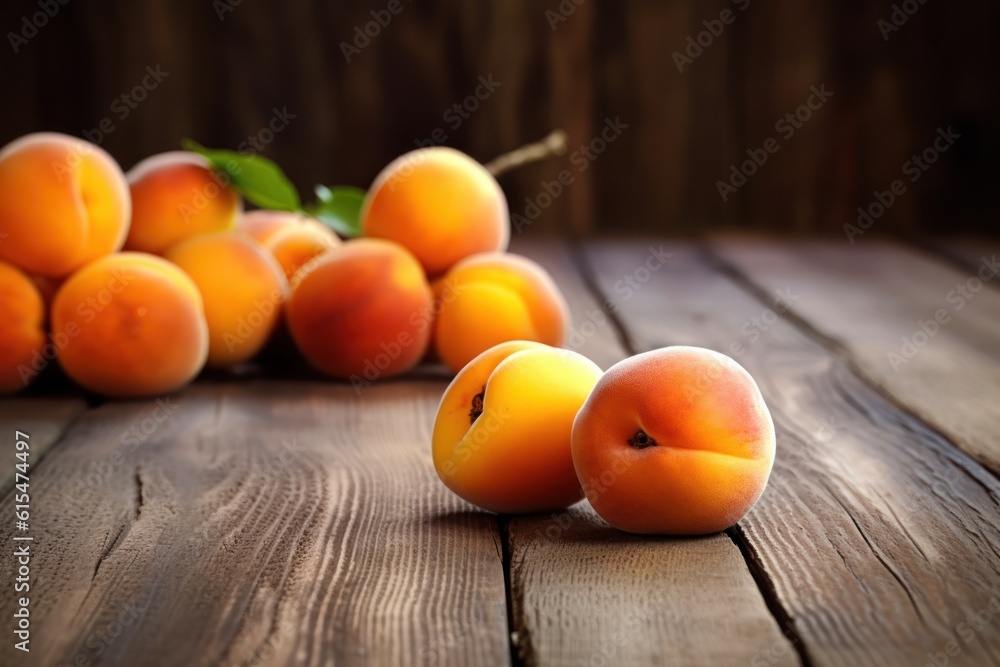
[712,239,1000,475]
[584,241,1000,666]
[0,382,509,667]
[0,398,86,497]
[511,240,796,666]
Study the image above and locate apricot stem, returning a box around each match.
[469,387,486,424]
[628,429,657,449]
[485,130,568,178]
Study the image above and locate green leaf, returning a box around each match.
[182,139,301,212]
[306,185,366,238]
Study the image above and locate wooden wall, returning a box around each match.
[1,0,996,237]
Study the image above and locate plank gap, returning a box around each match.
[726,525,814,667]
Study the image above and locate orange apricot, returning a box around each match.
[286,238,432,381]
[571,346,776,535]
[125,152,240,254]
[51,253,208,397]
[262,218,341,281]
[361,147,509,277]
[434,252,569,373]
[432,341,603,513]
[165,233,288,367]
[238,209,296,244]
[0,133,130,277]
[0,262,46,393]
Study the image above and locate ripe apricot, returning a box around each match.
[286,238,432,381]
[572,346,776,535]
[434,252,569,373]
[0,133,130,277]
[433,341,603,513]
[52,253,208,397]
[0,262,46,393]
[361,147,509,277]
[125,152,240,254]
[262,218,341,282]
[238,209,293,243]
[165,233,288,367]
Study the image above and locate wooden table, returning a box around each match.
[2,238,999,667]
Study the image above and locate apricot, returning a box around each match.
[238,209,294,243]
[361,147,509,277]
[0,132,130,277]
[286,238,432,380]
[0,262,46,393]
[125,152,240,254]
[433,341,603,513]
[262,218,341,281]
[434,252,569,373]
[571,346,776,535]
[165,233,288,367]
[52,253,208,397]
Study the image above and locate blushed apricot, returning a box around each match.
[165,233,288,367]
[52,253,208,397]
[286,238,432,381]
[361,147,509,277]
[0,262,45,393]
[238,209,297,244]
[571,346,776,535]
[0,133,130,277]
[434,252,569,373]
[262,218,341,281]
[125,152,240,254]
[432,341,603,513]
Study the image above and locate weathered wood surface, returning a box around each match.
[0,398,86,497]
[583,241,1000,667]
[1,240,999,666]
[712,239,1000,475]
[0,383,509,667]
[512,240,795,666]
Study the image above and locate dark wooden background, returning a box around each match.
[1,0,997,237]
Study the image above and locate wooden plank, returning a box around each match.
[0,398,87,497]
[713,239,1000,475]
[0,382,509,667]
[511,241,796,666]
[584,241,1000,666]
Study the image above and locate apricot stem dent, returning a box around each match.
[469,386,486,424]
[485,130,568,178]
[628,429,657,450]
